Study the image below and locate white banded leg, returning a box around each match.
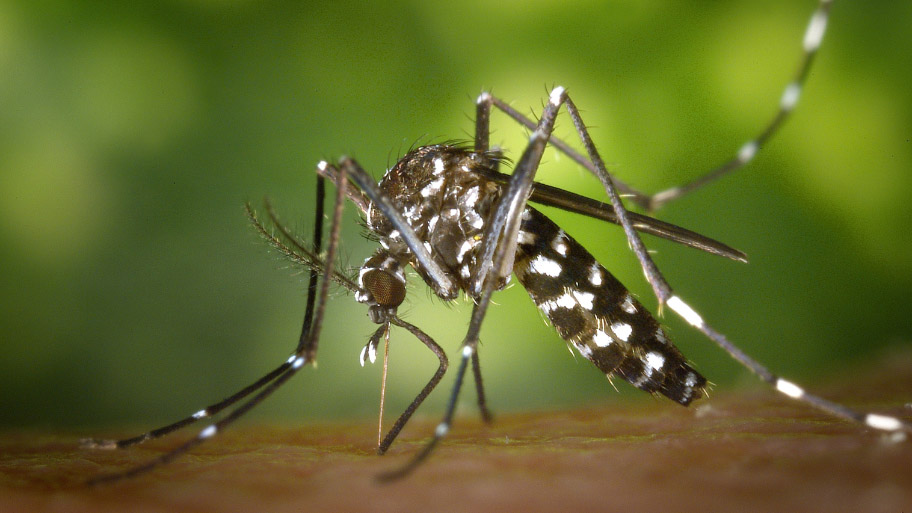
[475,0,835,212]
[553,79,910,439]
[81,174,336,455]
[647,0,834,210]
[86,165,349,485]
[666,295,909,439]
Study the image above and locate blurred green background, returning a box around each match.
[2,0,910,431]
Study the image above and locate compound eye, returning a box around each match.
[362,269,406,308]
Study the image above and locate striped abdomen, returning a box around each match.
[513,206,706,405]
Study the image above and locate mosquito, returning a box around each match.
[82,0,909,485]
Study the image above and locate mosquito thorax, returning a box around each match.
[365,145,506,299]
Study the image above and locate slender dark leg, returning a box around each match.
[475,92,492,152]
[377,342,469,482]
[471,351,493,424]
[298,174,325,356]
[87,167,349,485]
[470,92,502,425]
[81,176,331,454]
[377,317,449,455]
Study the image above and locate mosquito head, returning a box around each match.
[357,250,408,324]
[363,269,407,324]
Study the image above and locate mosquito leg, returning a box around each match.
[562,95,672,308]
[377,343,469,481]
[298,173,325,356]
[86,356,309,485]
[484,0,834,212]
[693,321,910,437]
[377,317,448,455]
[646,0,833,210]
[471,92,501,425]
[471,87,566,296]
[80,363,293,451]
[82,175,331,452]
[559,90,911,440]
[87,166,348,485]
[471,350,493,424]
[475,91,492,152]
[458,93,501,424]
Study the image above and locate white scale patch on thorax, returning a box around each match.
[456,239,478,263]
[463,185,480,208]
[421,175,445,198]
